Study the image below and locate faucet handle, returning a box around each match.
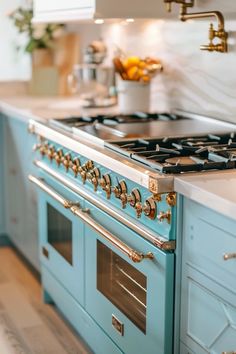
[200,43,226,52]
[200,44,212,51]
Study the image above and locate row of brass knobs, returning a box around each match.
[34,142,173,222]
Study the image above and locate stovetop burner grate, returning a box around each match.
[105,133,236,174]
[50,112,185,130]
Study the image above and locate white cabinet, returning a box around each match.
[33,0,171,23]
[33,0,95,22]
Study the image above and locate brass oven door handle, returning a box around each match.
[28,175,154,263]
[223,253,236,261]
[28,175,79,209]
[71,206,154,263]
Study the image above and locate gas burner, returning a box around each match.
[106,133,236,174]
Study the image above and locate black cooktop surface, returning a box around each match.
[105,133,236,174]
[51,112,182,126]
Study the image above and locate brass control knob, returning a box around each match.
[39,143,48,157]
[112,180,127,197]
[78,165,87,184]
[85,160,94,170]
[120,193,127,209]
[157,210,171,224]
[87,167,100,191]
[135,202,143,218]
[99,174,111,199]
[99,177,106,189]
[112,180,127,207]
[63,153,71,172]
[53,148,63,167]
[143,197,157,220]
[71,157,81,177]
[127,189,141,208]
[112,186,121,198]
[47,145,55,162]
[80,171,87,184]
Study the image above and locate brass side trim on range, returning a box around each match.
[149,177,159,194]
[29,174,155,263]
[166,192,176,207]
[32,160,176,251]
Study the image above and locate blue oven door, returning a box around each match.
[37,172,85,305]
[84,200,175,354]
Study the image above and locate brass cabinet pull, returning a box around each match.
[222,351,236,354]
[223,253,236,261]
[29,175,154,263]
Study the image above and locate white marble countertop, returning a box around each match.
[1,92,236,220]
[175,170,236,219]
[0,95,119,122]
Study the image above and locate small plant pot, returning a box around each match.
[117,79,150,114]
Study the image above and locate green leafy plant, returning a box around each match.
[9,6,64,53]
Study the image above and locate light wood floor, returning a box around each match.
[0,246,92,354]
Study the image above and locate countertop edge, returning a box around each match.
[174,176,236,220]
[0,100,45,123]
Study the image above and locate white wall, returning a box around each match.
[70,0,236,123]
[0,0,30,81]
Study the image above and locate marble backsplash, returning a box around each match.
[70,1,236,123]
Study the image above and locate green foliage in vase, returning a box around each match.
[9,6,65,53]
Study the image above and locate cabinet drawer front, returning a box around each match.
[35,0,94,12]
[181,276,236,354]
[183,199,236,295]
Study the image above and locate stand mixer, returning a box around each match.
[68,40,116,108]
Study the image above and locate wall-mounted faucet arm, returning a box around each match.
[180,9,225,30]
[163,0,228,53]
[179,7,228,52]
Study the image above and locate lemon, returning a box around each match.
[123,56,140,70]
[127,66,140,80]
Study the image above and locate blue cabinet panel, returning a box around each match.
[38,172,85,304]
[42,266,123,354]
[4,115,39,269]
[180,198,236,354]
[180,341,195,354]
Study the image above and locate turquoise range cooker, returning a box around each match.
[28,113,235,354]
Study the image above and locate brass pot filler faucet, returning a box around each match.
[164,0,228,53]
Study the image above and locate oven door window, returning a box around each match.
[47,203,73,265]
[97,240,147,333]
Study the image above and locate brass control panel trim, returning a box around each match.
[112,315,124,336]
[42,247,49,259]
